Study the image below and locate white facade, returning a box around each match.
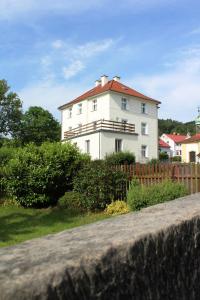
[160,134,183,157]
[60,76,159,162]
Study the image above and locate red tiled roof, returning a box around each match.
[180,133,200,144]
[159,139,170,148]
[165,134,187,143]
[58,80,160,110]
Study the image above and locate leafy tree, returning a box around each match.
[0,79,22,138]
[19,106,61,145]
[158,119,195,136]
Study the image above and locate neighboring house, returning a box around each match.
[180,134,200,163]
[159,139,171,157]
[58,75,161,162]
[160,134,187,157]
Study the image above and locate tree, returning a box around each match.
[0,79,23,138]
[19,106,61,145]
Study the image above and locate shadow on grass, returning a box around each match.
[0,207,88,246]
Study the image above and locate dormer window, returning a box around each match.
[68,107,72,118]
[77,103,82,114]
[141,103,147,114]
[92,99,97,111]
[121,98,127,110]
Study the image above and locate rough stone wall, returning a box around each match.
[1,194,200,299]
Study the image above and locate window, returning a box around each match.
[121,98,127,110]
[122,119,128,131]
[68,107,72,118]
[122,119,128,124]
[115,139,122,152]
[68,126,72,131]
[77,103,82,114]
[141,145,148,158]
[141,103,146,114]
[141,122,148,135]
[78,123,82,133]
[85,140,90,154]
[92,99,97,111]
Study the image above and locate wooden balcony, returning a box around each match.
[64,119,136,139]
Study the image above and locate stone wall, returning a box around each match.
[1,194,200,299]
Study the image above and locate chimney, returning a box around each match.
[95,79,101,87]
[101,75,108,86]
[113,75,120,82]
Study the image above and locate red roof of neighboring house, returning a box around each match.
[180,133,200,144]
[159,139,170,148]
[58,79,160,110]
[165,134,187,143]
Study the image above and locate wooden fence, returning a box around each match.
[115,163,200,196]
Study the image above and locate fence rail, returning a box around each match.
[115,163,200,195]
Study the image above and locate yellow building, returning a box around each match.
[181,134,200,163]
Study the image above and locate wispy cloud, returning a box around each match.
[63,60,85,79]
[127,46,200,121]
[188,26,200,35]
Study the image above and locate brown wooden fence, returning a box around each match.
[115,163,200,195]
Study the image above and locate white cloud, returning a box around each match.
[188,27,200,35]
[52,40,64,49]
[63,60,85,79]
[127,47,200,122]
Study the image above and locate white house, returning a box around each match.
[58,75,161,162]
[160,134,187,157]
[159,139,171,157]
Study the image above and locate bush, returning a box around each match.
[105,200,130,216]
[58,191,84,211]
[0,198,21,207]
[73,160,127,211]
[159,152,169,161]
[172,156,181,162]
[105,151,135,165]
[127,180,189,211]
[3,142,90,207]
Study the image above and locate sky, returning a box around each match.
[1,0,200,122]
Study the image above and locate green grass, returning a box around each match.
[0,206,109,248]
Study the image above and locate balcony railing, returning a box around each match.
[64,119,135,139]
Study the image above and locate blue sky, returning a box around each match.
[0,0,200,122]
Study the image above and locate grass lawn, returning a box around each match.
[0,206,109,248]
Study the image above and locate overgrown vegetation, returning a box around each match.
[73,160,127,210]
[3,142,89,207]
[105,151,135,165]
[127,179,189,211]
[105,200,130,215]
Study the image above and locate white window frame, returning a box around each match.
[68,107,72,118]
[85,140,90,154]
[141,103,147,114]
[141,145,148,158]
[92,99,97,111]
[141,122,148,135]
[77,103,82,114]
[121,98,127,110]
[115,139,122,152]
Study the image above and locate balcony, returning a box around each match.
[64,119,136,139]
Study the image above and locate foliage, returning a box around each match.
[127,180,189,211]
[0,198,21,208]
[148,158,160,165]
[105,151,135,165]
[3,142,89,207]
[73,160,127,211]
[105,200,130,216]
[159,118,195,136]
[19,106,61,145]
[58,191,84,211]
[172,156,181,162]
[0,79,23,138]
[159,152,169,161]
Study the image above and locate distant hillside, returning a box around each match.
[158,119,196,136]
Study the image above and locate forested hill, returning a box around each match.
[158,119,196,136]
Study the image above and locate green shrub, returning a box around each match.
[172,156,181,162]
[3,142,90,207]
[105,200,130,215]
[73,160,127,211]
[159,152,169,161]
[127,180,189,211]
[0,198,21,207]
[58,191,84,211]
[105,151,135,165]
